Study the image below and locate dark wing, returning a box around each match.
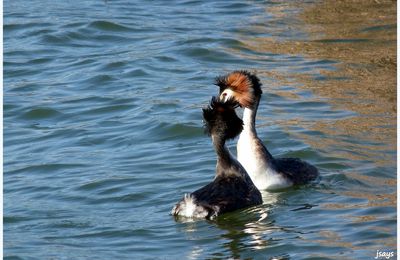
[273,158,319,185]
[191,175,262,217]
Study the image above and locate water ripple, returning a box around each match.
[4,0,395,259]
[88,20,134,32]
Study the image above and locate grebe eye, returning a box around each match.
[222,93,227,97]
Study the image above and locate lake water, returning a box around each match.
[4,0,396,259]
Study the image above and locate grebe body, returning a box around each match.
[172,98,262,219]
[216,71,318,190]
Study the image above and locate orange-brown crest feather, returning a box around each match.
[216,71,262,108]
[226,72,253,107]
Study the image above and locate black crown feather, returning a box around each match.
[202,97,243,140]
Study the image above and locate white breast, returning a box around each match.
[237,132,292,190]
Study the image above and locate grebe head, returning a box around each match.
[202,97,243,140]
[215,70,262,109]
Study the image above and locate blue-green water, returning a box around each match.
[4,1,396,259]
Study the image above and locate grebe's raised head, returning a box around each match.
[202,97,243,141]
[215,71,262,109]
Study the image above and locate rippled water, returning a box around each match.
[4,1,396,259]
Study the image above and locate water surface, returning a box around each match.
[4,0,396,259]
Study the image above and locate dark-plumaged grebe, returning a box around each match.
[172,97,262,219]
[216,71,319,190]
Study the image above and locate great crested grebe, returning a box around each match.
[216,71,319,190]
[172,97,262,219]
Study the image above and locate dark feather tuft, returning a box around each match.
[214,75,228,92]
[203,97,243,140]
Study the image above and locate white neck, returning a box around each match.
[238,97,273,161]
[237,96,291,190]
[242,99,259,135]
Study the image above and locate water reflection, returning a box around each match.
[212,207,275,259]
[174,191,282,259]
[187,245,204,260]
